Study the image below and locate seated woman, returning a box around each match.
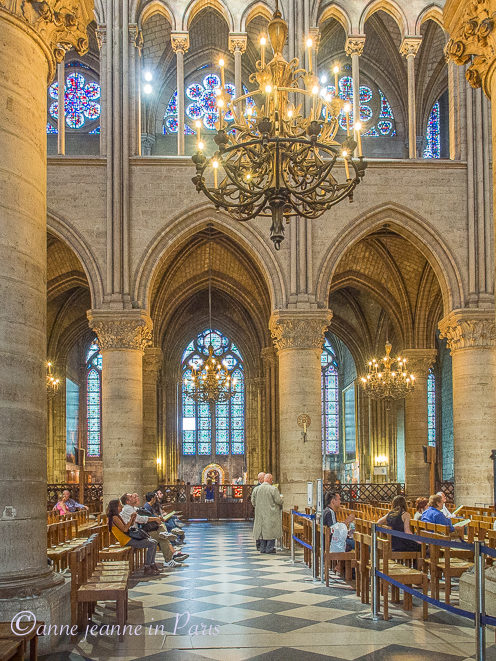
[377,495,420,552]
[53,493,69,516]
[106,499,161,576]
[413,497,429,520]
[420,494,456,534]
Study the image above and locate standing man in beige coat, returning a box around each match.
[252,474,283,553]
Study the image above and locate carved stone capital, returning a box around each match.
[229,32,247,54]
[129,24,143,52]
[444,0,496,97]
[143,347,163,375]
[439,309,496,353]
[400,37,422,58]
[171,31,189,54]
[96,25,106,50]
[87,310,152,353]
[400,349,437,377]
[269,310,333,352]
[0,0,93,81]
[345,35,366,57]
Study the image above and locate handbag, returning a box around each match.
[127,527,150,541]
[136,507,160,532]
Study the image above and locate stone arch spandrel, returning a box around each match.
[241,1,275,31]
[137,0,177,29]
[315,203,465,316]
[182,0,235,32]
[416,4,444,32]
[47,209,104,309]
[317,3,353,34]
[133,205,287,312]
[359,0,410,39]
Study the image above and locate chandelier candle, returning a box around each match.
[333,66,339,92]
[191,4,367,249]
[307,38,313,72]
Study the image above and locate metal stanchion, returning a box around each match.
[312,516,318,579]
[278,509,283,551]
[475,540,486,661]
[359,522,382,621]
[320,513,325,584]
[290,510,295,564]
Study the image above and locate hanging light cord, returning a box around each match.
[384,224,390,344]
[208,224,212,343]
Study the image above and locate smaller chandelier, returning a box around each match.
[46,361,60,400]
[360,341,415,403]
[185,345,237,404]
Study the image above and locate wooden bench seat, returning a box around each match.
[0,620,43,661]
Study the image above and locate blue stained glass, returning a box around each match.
[87,367,101,456]
[377,120,393,135]
[203,74,221,89]
[321,340,339,455]
[363,126,380,136]
[182,328,244,456]
[360,105,373,122]
[187,83,203,100]
[423,102,441,159]
[166,91,178,114]
[47,123,58,134]
[184,125,195,135]
[165,117,178,133]
[186,103,203,119]
[359,86,373,103]
[89,126,100,134]
[49,71,101,130]
[427,370,436,446]
[339,76,353,100]
[379,90,394,118]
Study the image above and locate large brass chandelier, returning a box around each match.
[191,3,367,250]
[360,226,415,405]
[184,227,236,403]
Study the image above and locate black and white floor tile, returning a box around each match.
[41,521,494,660]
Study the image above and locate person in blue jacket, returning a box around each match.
[421,493,456,532]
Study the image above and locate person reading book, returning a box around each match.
[421,494,463,536]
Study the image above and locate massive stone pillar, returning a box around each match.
[261,345,278,476]
[88,310,152,504]
[439,311,496,506]
[0,0,92,642]
[269,310,332,509]
[401,350,437,498]
[142,347,162,494]
[400,38,422,158]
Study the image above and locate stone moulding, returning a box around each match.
[87,309,153,353]
[0,0,94,81]
[439,309,496,353]
[269,310,333,352]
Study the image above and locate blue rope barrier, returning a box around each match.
[291,511,315,521]
[375,526,472,550]
[374,570,476,621]
[480,544,496,559]
[292,535,313,550]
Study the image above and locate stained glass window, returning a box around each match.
[427,369,436,446]
[320,78,395,138]
[423,102,440,159]
[66,378,79,463]
[164,65,255,134]
[47,70,101,133]
[321,339,339,454]
[86,342,102,457]
[181,329,245,456]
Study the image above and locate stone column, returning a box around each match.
[261,346,277,475]
[88,310,152,504]
[401,349,437,498]
[345,36,366,128]
[400,38,422,159]
[0,0,91,637]
[57,58,66,154]
[171,32,189,156]
[269,310,332,509]
[143,347,162,494]
[229,34,247,100]
[439,311,496,506]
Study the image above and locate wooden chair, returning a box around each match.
[377,537,428,621]
[324,526,356,583]
[0,620,43,661]
[353,531,370,603]
[0,639,23,661]
[69,536,129,642]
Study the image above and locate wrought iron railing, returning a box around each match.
[157,484,255,520]
[439,480,454,503]
[47,483,103,510]
[324,482,405,504]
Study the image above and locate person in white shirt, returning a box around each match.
[436,491,454,519]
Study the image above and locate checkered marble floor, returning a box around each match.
[42,521,496,660]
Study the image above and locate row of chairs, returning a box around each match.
[70,533,130,642]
